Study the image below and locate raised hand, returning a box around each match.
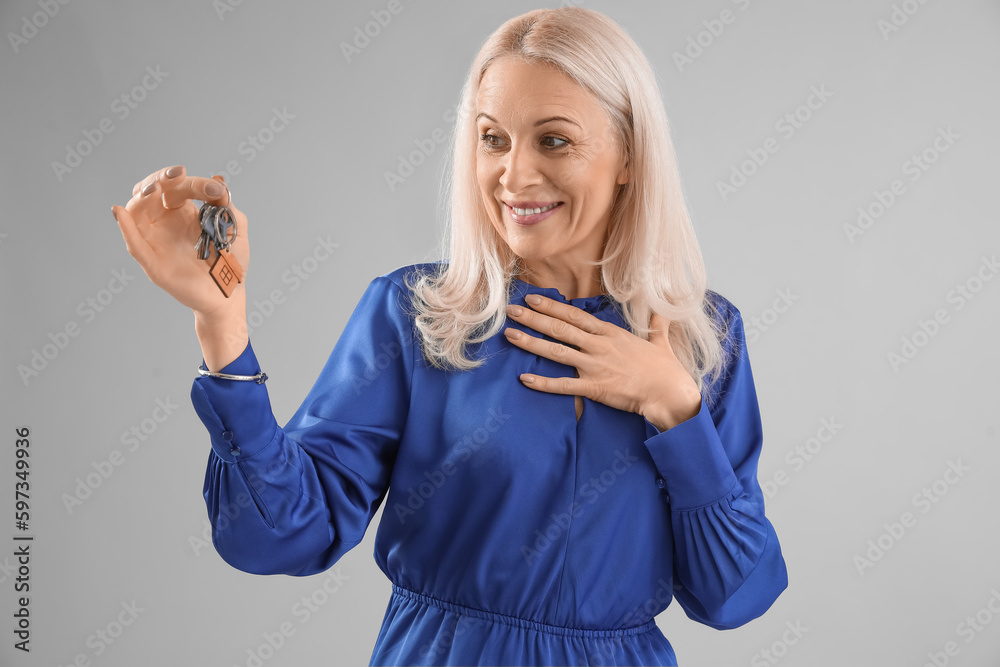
[112,165,251,370]
[112,165,249,319]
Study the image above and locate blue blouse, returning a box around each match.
[191,262,787,666]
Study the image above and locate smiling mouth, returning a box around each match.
[503,201,564,225]
[508,203,560,216]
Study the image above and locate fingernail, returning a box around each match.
[111,205,118,222]
[165,165,183,178]
[505,328,521,339]
[205,181,224,197]
[521,374,535,384]
[141,182,156,196]
[526,294,542,305]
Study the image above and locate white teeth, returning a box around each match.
[511,203,559,216]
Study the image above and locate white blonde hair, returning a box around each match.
[406,6,728,396]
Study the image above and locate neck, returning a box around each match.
[518,262,604,300]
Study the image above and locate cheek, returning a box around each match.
[476,154,499,187]
[575,157,619,202]
[475,160,505,234]
[552,154,601,194]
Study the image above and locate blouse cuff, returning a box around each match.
[203,337,260,375]
[190,338,279,463]
[642,395,740,510]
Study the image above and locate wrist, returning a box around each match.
[642,391,702,432]
[642,402,674,433]
[193,290,246,325]
[194,297,249,371]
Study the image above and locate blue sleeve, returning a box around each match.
[642,295,788,630]
[190,276,414,576]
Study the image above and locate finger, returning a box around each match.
[508,301,600,349]
[517,371,580,397]
[127,172,175,220]
[113,205,155,267]
[155,165,188,207]
[521,295,607,336]
[135,165,182,195]
[504,326,585,367]
[161,175,231,210]
[134,164,172,197]
[210,175,232,207]
[133,173,153,196]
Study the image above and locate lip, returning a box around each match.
[504,201,563,226]
[505,200,560,209]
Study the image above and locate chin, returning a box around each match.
[506,240,554,265]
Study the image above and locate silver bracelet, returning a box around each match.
[197,367,268,384]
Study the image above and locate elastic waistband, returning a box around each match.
[390,583,658,639]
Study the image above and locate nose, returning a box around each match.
[499,141,543,192]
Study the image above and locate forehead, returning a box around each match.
[476,57,601,123]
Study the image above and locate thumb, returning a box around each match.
[210,174,237,215]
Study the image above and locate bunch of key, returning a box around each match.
[195,202,244,298]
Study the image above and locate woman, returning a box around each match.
[112,7,787,666]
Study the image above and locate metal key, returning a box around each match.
[194,202,244,297]
[195,203,234,260]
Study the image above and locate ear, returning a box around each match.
[616,153,630,185]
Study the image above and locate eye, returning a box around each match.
[480,132,505,149]
[542,136,569,149]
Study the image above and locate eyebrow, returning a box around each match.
[476,113,581,129]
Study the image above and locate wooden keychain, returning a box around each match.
[194,191,244,298]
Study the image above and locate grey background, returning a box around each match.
[2,0,998,665]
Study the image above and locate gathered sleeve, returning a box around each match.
[642,295,788,630]
[190,276,415,576]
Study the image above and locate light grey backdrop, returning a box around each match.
[2,1,998,665]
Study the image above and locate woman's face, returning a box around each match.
[475,56,628,275]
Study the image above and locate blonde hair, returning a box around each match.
[406,6,728,397]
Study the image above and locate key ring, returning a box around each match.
[196,187,237,254]
[210,205,237,252]
[192,181,245,298]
